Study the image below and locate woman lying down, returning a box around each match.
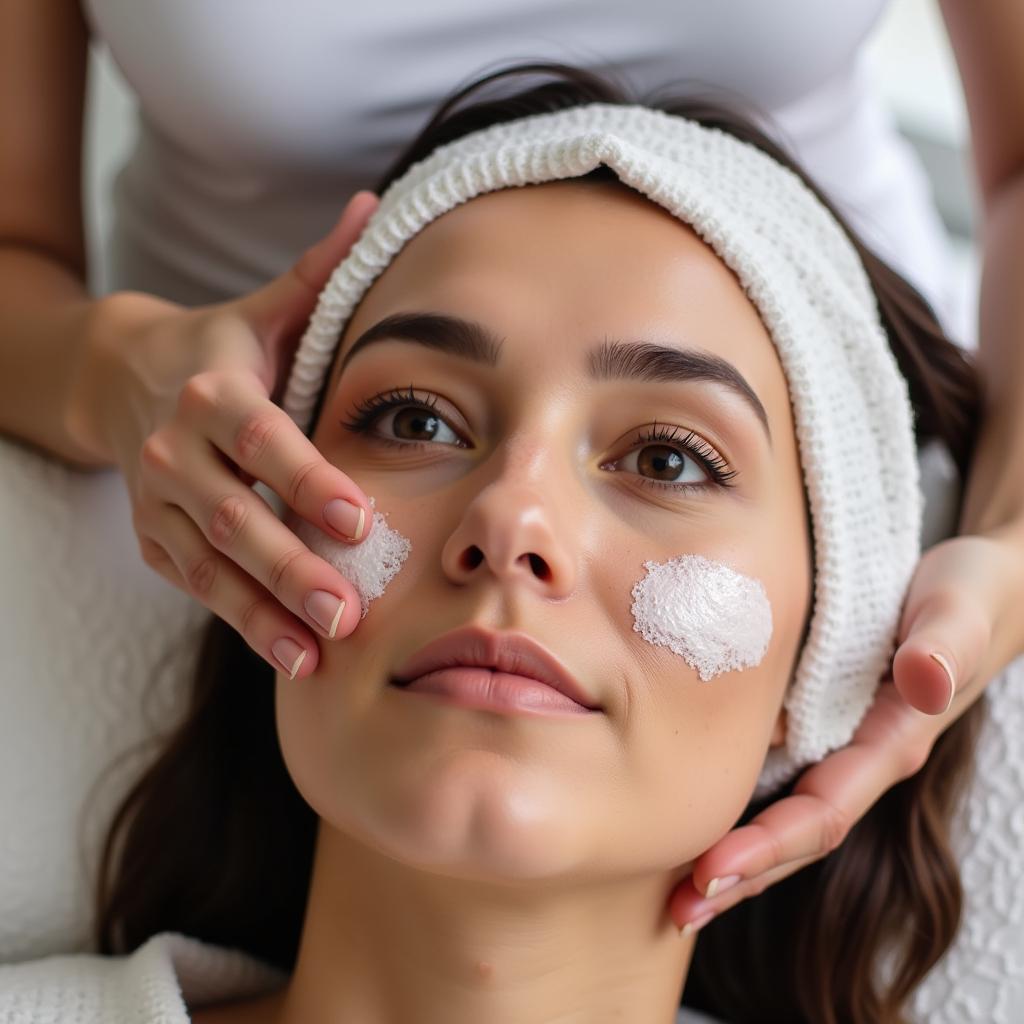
[3,61,985,1024]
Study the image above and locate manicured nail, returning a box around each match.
[272,637,307,679]
[305,590,346,639]
[929,652,956,713]
[705,874,742,899]
[679,910,716,940]
[323,499,365,541]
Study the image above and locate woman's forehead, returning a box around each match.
[327,180,789,425]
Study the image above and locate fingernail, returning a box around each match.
[705,874,742,899]
[272,637,307,679]
[323,499,365,541]
[679,910,716,940]
[305,590,346,639]
[929,652,956,713]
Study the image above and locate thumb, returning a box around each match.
[235,189,380,370]
[891,584,990,715]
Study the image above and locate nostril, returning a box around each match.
[527,553,550,580]
[457,547,552,579]
[460,546,485,571]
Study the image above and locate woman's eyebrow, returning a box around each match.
[338,311,771,446]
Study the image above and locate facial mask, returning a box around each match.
[290,496,411,618]
[630,555,773,681]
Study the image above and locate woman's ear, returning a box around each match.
[769,707,787,748]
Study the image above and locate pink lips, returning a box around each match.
[400,667,592,716]
[391,624,602,714]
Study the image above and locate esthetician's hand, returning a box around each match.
[668,531,1024,936]
[67,190,381,680]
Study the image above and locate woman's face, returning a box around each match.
[276,179,812,881]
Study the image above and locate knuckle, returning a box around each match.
[139,432,174,474]
[818,798,851,854]
[234,410,279,464]
[238,595,269,641]
[137,534,170,569]
[184,552,219,596]
[178,371,221,415]
[208,493,249,547]
[268,545,305,595]
[286,458,321,508]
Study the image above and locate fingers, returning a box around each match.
[668,532,1019,937]
[136,502,322,680]
[889,535,1008,716]
[288,190,380,296]
[670,849,821,938]
[177,370,372,545]
[671,683,938,930]
[893,581,991,715]
[138,410,363,646]
[238,190,380,358]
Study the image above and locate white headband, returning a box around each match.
[280,103,922,798]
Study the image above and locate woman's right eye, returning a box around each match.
[373,403,465,447]
[340,387,468,449]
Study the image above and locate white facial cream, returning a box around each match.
[630,554,773,681]
[289,495,411,618]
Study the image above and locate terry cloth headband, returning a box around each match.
[279,102,923,799]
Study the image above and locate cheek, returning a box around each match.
[618,551,807,856]
[630,554,773,680]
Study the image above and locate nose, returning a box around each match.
[440,479,578,601]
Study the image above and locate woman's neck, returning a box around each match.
[265,823,697,1024]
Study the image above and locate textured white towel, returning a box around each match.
[0,930,286,1023]
[280,103,923,797]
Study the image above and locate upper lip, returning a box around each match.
[391,625,603,711]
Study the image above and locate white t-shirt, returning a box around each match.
[0,929,721,1023]
[80,0,973,348]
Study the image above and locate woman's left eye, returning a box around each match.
[606,423,737,492]
[340,389,737,491]
[611,441,711,489]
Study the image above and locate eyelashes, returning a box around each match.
[623,421,738,489]
[339,384,738,492]
[339,384,467,449]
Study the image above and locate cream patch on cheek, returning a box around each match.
[630,554,774,681]
[289,496,412,618]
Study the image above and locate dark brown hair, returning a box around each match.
[93,61,986,1024]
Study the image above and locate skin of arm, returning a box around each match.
[939,0,1024,545]
[0,0,115,470]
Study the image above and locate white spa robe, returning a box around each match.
[80,0,974,348]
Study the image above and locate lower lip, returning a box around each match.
[392,666,597,716]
